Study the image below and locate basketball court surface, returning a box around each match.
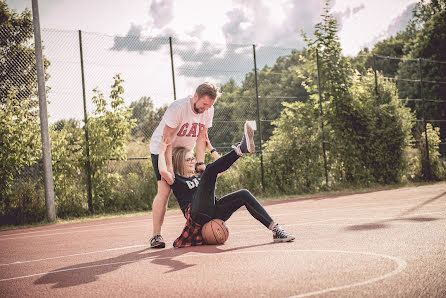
[1,183,445,297]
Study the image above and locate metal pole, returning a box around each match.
[419,58,431,179]
[31,0,56,222]
[79,30,93,213]
[316,48,329,185]
[252,45,265,191]
[373,54,379,98]
[169,37,177,100]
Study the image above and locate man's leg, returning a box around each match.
[150,154,171,249]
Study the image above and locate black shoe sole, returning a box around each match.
[151,243,166,248]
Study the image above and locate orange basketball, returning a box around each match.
[201,219,229,245]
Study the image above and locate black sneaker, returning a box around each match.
[239,121,255,154]
[272,225,295,243]
[150,234,166,248]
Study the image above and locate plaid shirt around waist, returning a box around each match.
[173,204,205,248]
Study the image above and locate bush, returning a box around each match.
[419,124,446,180]
[214,154,263,197]
[263,101,326,194]
[0,181,46,225]
[111,160,158,211]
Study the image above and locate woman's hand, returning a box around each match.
[160,136,171,153]
[158,136,174,185]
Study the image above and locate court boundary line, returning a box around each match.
[0,249,407,298]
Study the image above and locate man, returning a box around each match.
[149,82,219,248]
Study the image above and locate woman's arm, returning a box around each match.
[205,132,225,178]
[158,136,174,185]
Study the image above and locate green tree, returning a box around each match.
[129,96,167,141]
[298,0,415,186]
[0,2,49,222]
[349,33,409,77]
[50,119,86,217]
[419,124,445,180]
[0,90,40,220]
[397,1,446,166]
[88,74,136,212]
[210,79,243,151]
[263,101,325,193]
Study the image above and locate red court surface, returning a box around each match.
[1,183,445,297]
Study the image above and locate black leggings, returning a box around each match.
[190,150,274,228]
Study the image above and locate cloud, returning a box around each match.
[110,24,168,53]
[332,4,365,31]
[363,2,416,51]
[222,0,328,48]
[149,0,174,28]
[109,0,305,81]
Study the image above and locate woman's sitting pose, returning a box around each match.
[158,122,295,248]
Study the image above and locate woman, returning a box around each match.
[158,122,295,248]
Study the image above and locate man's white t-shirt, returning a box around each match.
[150,96,214,154]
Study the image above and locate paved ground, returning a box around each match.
[1,183,445,297]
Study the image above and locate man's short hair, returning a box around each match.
[196,82,220,100]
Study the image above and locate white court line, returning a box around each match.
[1,200,444,241]
[0,213,184,239]
[3,209,440,267]
[288,250,407,297]
[0,244,146,267]
[1,189,444,240]
[2,187,443,238]
[0,248,407,298]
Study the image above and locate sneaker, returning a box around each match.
[150,234,166,248]
[272,225,295,243]
[238,121,255,154]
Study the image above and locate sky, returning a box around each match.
[6,0,418,122]
[7,0,418,55]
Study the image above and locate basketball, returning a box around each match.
[201,219,229,245]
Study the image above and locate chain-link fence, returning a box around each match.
[372,54,446,157]
[2,26,446,223]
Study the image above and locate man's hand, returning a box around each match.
[160,136,174,175]
[204,131,213,151]
[195,162,205,172]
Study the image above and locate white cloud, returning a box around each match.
[331,0,418,55]
[5,0,418,122]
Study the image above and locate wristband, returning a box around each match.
[210,148,217,154]
[195,162,205,172]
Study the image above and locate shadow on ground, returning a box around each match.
[344,191,445,231]
[34,241,277,288]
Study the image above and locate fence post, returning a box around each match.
[419,58,432,179]
[316,48,329,185]
[373,54,379,97]
[31,0,56,222]
[169,37,177,101]
[252,45,265,191]
[78,30,93,212]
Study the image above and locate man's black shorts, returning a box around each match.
[151,154,162,181]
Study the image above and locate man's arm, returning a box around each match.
[162,125,177,175]
[158,137,174,185]
[195,126,208,172]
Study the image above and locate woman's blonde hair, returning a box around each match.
[172,147,192,177]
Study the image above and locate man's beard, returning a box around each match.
[193,102,203,113]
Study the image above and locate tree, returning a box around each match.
[298,0,415,186]
[129,96,167,141]
[0,2,47,221]
[0,90,40,219]
[87,74,136,212]
[50,119,85,217]
[263,101,325,193]
[397,0,446,165]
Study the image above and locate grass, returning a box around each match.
[1,180,445,232]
